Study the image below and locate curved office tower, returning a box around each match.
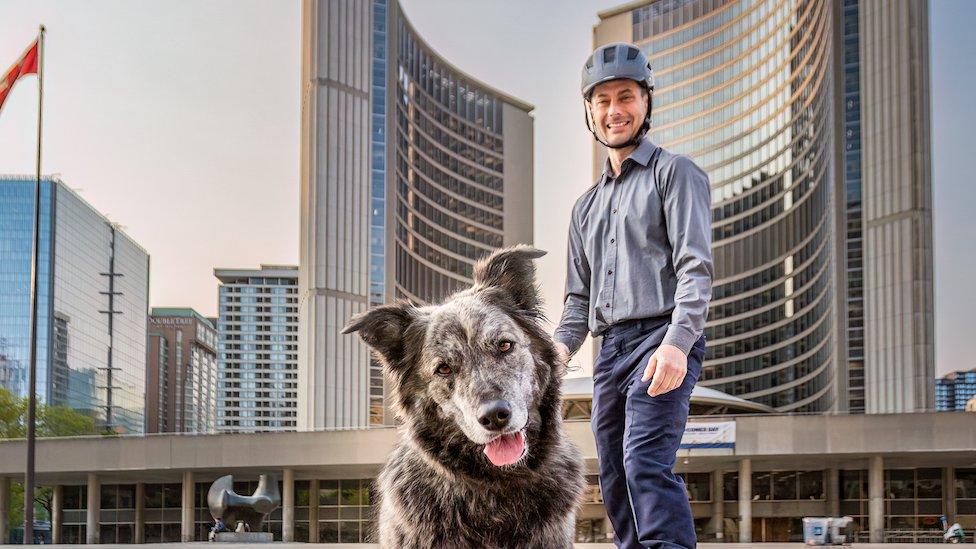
[392,15,534,304]
[651,0,834,412]
[594,0,933,413]
[299,0,533,429]
[598,0,838,412]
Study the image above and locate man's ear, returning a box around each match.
[472,245,546,315]
[341,301,417,367]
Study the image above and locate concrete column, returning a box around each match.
[945,467,956,521]
[0,477,10,544]
[52,485,63,544]
[739,459,752,543]
[869,456,884,543]
[282,469,295,541]
[827,468,840,517]
[709,469,725,540]
[134,483,145,544]
[86,473,100,544]
[308,479,319,543]
[181,471,195,542]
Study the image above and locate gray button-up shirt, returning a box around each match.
[553,137,714,356]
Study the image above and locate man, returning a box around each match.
[553,42,713,549]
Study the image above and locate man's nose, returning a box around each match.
[607,100,626,119]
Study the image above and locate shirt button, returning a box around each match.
[610,238,615,244]
[605,303,610,307]
[607,270,613,275]
[612,208,618,214]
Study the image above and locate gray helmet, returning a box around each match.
[581,42,655,100]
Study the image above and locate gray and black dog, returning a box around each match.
[342,245,585,548]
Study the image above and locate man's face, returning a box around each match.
[587,79,649,147]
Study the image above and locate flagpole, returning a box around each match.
[23,24,44,546]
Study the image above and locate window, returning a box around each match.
[683,472,711,501]
[798,471,825,500]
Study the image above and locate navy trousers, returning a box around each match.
[591,317,706,549]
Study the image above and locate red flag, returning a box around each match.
[0,38,39,115]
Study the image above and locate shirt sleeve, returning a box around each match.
[660,154,714,354]
[553,206,591,356]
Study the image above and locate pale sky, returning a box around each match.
[0,0,972,377]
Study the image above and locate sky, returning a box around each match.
[0,0,973,377]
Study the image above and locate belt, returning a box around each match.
[603,314,671,340]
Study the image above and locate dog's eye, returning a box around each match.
[435,362,453,376]
[497,340,514,353]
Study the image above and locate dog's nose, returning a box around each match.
[478,400,512,431]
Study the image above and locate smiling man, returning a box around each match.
[553,43,713,549]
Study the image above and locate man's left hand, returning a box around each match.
[641,344,687,397]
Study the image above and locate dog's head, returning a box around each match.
[342,245,563,471]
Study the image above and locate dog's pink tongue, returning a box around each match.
[484,431,525,466]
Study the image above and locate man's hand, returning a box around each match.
[555,341,571,365]
[641,344,687,397]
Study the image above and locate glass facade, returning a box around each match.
[316,478,376,543]
[216,267,299,432]
[369,0,388,426]
[393,16,508,305]
[840,468,949,542]
[0,177,148,433]
[56,478,374,544]
[631,0,836,411]
[0,178,53,401]
[841,0,865,413]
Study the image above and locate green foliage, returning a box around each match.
[38,403,96,438]
[0,386,26,438]
[0,386,98,533]
[0,387,97,439]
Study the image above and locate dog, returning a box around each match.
[342,245,585,548]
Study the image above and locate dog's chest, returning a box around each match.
[384,463,567,545]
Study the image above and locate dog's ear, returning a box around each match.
[341,301,417,367]
[473,245,546,314]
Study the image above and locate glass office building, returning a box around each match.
[0,175,149,433]
[594,0,934,413]
[632,0,835,411]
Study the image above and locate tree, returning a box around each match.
[0,386,98,536]
[0,385,26,438]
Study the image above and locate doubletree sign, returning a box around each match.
[150,317,193,325]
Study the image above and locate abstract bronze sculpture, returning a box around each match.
[207,474,281,534]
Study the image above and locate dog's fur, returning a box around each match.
[342,245,585,548]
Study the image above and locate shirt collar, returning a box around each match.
[600,137,658,185]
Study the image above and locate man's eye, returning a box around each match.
[435,362,453,376]
[498,340,514,353]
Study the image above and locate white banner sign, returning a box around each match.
[680,421,735,449]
